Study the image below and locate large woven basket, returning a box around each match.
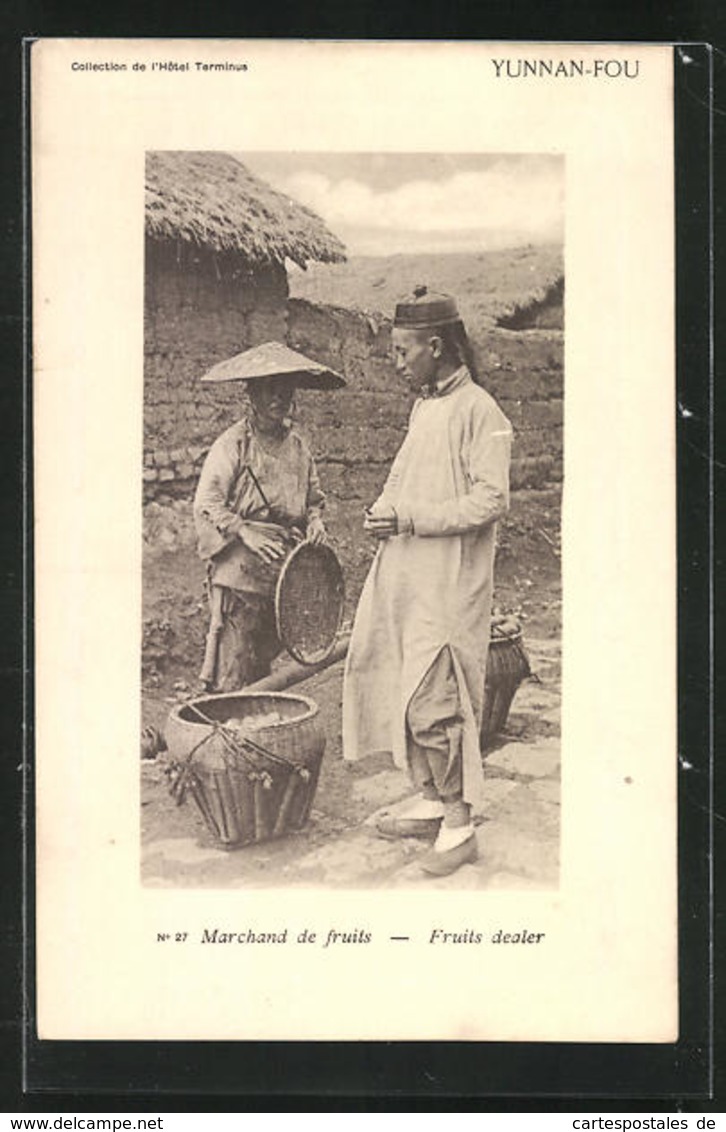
[481,624,531,751]
[165,691,325,849]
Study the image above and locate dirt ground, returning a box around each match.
[141,484,561,884]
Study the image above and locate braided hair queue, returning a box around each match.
[432,320,480,383]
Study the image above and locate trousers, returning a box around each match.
[212,585,281,692]
[406,646,465,802]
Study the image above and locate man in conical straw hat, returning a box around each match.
[193,342,345,692]
[343,287,512,877]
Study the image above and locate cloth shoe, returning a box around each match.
[434,822,474,851]
[376,795,444,840]
[420,824,478,875]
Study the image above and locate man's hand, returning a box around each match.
[237,520,288,564]
[364,501,398,541]
[306,515,327,545]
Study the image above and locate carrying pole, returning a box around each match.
[243,632,351,695]
[199,584,224,689]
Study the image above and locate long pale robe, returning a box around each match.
[342,368,512,809]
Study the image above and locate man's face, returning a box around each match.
[392,328,439,392]
[249,375,296,428]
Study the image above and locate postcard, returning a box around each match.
[33,38,676,1042]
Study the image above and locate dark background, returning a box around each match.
[2,1,724,1112]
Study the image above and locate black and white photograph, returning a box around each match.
[33,39,678,1044]
[139,150,564,891]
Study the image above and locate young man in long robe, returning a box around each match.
[343,287,512,876]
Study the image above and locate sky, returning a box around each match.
[238,153,564,257]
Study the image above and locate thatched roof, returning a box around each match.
[145,151,346,269]
[496,274,563,329]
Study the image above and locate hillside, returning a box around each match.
[288,244,564,329]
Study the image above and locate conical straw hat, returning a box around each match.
[201,341,346,390]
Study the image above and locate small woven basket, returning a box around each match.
[275,542,345,666]
[481,623,531,751]
[165,692,325,849]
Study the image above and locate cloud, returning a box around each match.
[280,161,563,251]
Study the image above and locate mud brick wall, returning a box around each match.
[143,291,563,508]
[287,299,564,497]
[481,328,564,489]
[144,241,288,458]
[286,299,405,509]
